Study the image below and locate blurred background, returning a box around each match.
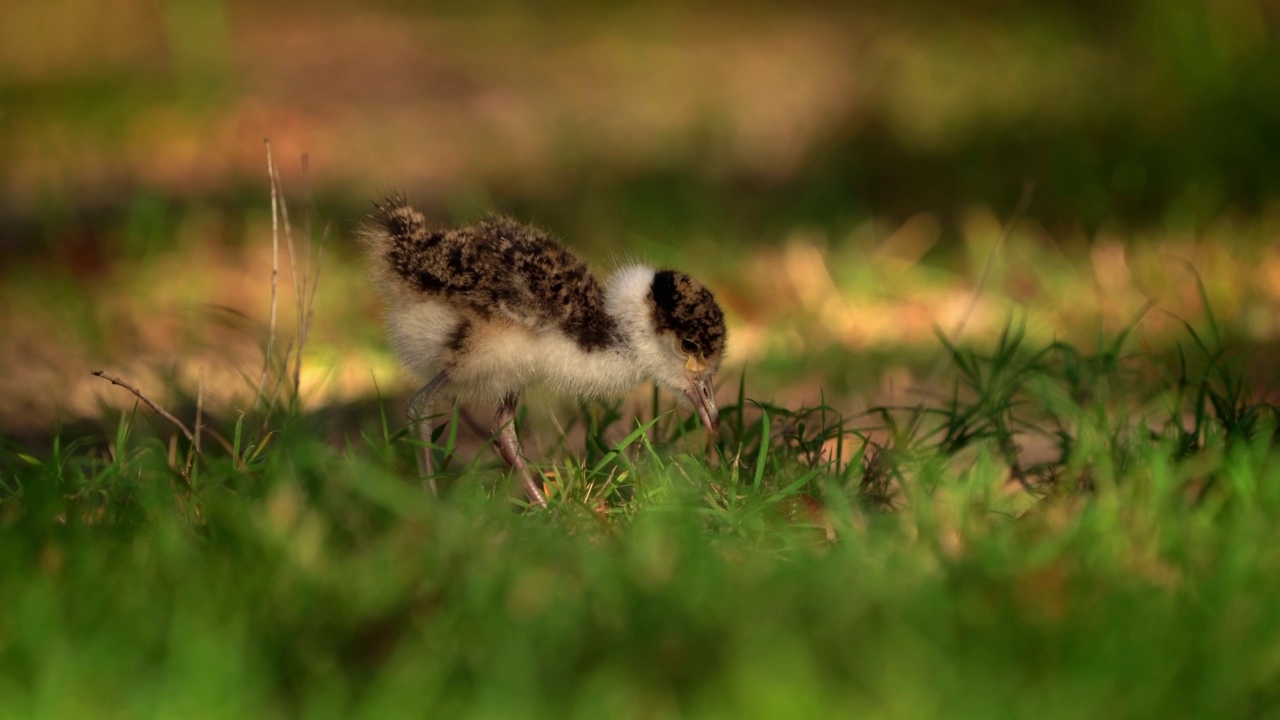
[3,0,1279,440]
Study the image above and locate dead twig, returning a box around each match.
[92,370,197,449]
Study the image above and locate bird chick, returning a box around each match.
[362,197,726,506]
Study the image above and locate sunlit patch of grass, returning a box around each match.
[732,205,1280,402]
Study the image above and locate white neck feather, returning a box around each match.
[605,265,684,394]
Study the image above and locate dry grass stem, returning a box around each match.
[258,339,295,434]
[181,367,207,479]
[293,221,327,402]
[948,180,1036,343]
[290,153,322,401]
[254,144,323,409]
[924,180,1036,389]
[257,138,281,411]
[277,151,300,400]
[293,153,312,399]
[195,366,205,455]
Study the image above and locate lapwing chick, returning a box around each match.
[363,197,726,507]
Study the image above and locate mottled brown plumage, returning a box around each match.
[375,199,619,351]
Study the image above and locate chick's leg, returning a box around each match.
[493,392,548,508]
[407,371,451,494]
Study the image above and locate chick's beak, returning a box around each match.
[684,374,719,434]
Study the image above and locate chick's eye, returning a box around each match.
[679,338,700,355]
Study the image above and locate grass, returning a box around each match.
[4,293,1280,719]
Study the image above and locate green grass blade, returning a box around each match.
[753,407,770,491]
